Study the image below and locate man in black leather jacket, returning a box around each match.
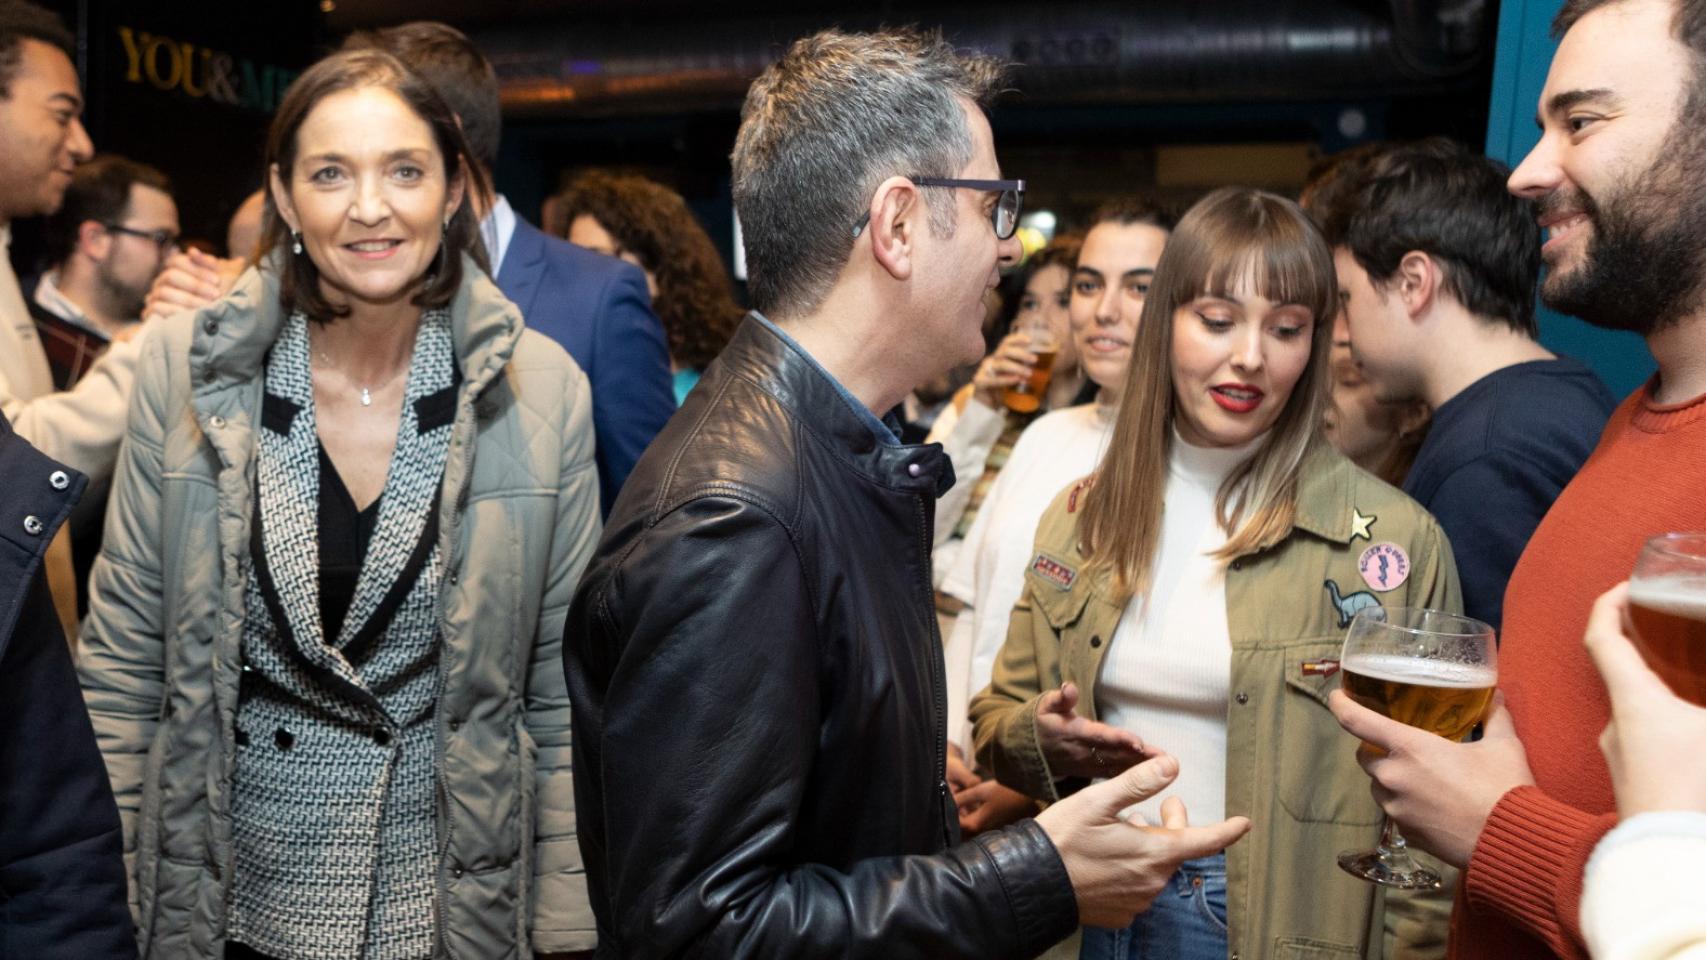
[0,411,134,958]
[564,28,1250,959]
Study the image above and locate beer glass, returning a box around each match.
[1337,606,1497,889]
[1626,532,1706,706]
[1001,316,1059,414]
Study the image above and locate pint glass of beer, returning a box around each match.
[1000,316,1059,414]
[1337,606,1497,889]
[1627,533,1706,706]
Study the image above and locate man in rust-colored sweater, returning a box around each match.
[1329,0,1706,957]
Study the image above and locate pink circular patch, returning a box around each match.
[1358,542,1411,592]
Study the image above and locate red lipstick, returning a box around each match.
[1210,382,1264,414]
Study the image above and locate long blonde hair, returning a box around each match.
[1078,187,1337,600]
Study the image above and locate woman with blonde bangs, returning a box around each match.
[970,187,1461,959]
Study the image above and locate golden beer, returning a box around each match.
[1001,349,1056,413]
[1341,654,1496,742]
[1627,577,1706,707]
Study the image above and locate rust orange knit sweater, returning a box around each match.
[1451,382,1706,959]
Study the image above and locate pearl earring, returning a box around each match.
[291,230,303,255]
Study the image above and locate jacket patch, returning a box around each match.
[1301,658,1341,677]
[1350,508,1377,542]
[1357,542,1411,592]
[1067,476,1095,513]
[1324,578,1381,629]
[1032,552,1078,591]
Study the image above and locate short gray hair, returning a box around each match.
[731,28,1006,318]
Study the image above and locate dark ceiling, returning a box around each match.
[322,0,897,30]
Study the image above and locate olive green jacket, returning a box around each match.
[77,259,601,958]
[970,442,1461,960]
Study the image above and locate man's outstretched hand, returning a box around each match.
[1037,753,1250,929]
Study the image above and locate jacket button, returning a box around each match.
[48,470,69,490]
[22,515,44,536]
[1235,692,1249,705]
[202,368,216,384]
[373,728,392,746]
[908,463,922,477]
[1089,635,1102,648]
[452,865,465,879]
[274,727,295,750]
[203,318,218,335]
[448,719,462,732]
[208,414,225,429]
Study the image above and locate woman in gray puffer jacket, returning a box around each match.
[78,48,601,960]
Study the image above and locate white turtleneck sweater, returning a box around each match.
[1097,432,1259,826]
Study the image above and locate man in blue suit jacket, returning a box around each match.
[490,197,676,515]
[361,23,676,517]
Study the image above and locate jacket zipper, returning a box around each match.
[913,495,954,849]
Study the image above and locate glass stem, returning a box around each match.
[1377,817,1423,874]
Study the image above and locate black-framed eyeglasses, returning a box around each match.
[104,223,179,251]
[852,176,1026,240]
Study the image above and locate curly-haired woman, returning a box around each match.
[558,171,744,403]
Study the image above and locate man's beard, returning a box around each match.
[1539,126,1706,335]
[96,262,148,321]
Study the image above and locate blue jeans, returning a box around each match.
[1079,854,1228,960]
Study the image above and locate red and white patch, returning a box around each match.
[1031,553,1078,591]
[1357,542,1411,592]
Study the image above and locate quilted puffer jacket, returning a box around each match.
[77,257,602,958]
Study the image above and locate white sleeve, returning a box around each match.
[927,397,1006,548]
[1582,812,1706,960]
[941,611,980,757]
[1,332,140,479]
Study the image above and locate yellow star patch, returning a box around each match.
[1350,509,1376,542]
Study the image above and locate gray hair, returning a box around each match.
[731,28,1006,318]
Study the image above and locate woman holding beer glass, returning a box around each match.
[937,201,1171,835]
[970,187,1462,958]
[77,49,601,958]
[930,233,1086,585]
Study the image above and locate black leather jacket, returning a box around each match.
[565,316,1077,959]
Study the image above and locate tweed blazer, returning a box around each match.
[78,256,602,958]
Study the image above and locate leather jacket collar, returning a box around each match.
[718,314,955,499]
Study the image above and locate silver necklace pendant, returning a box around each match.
[360,387,373,407]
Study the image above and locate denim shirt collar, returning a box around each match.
[751,311,899,446]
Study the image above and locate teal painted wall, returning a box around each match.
[1486,0,1654,398]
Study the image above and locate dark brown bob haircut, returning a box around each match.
[261,47,491,321]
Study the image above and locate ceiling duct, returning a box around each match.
[475,0,1491,116]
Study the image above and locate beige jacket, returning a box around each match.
[78,259,602,958]
[0,224,139,479]
[971,442,1462,960]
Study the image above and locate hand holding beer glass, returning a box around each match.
[1624,533,1706,706]
[1338,607,1497,889]
[999,314,1060,414]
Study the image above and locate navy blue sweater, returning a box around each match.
[0,414,134,959]
[1402,357,1616,632]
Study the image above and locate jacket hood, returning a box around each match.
[187,252,523,399]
